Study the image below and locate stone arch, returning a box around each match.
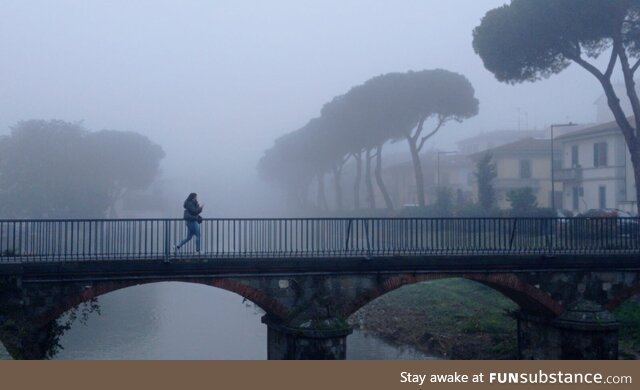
[39,277,289,326]
[0,278,288,359]
[605,281,640,311]
[342,273,564,319]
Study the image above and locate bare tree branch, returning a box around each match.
[631,57,640,74]
[567,51,605,81]
[604,47,618,79]
[416,116,447,152]
[615,35,640,139]
[410,116,427,142]
[574,41,636,143]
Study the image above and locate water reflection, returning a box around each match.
[348,330,436,360]
[48,282,433,360]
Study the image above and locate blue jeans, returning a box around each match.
[177,220,201,251]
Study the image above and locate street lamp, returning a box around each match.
[436,151,457,188]
[550,122,577,211]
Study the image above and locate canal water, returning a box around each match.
[7,282,433,360]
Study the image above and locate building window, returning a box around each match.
[519,160,532,179]
[594,142,608,167]
[572,187,580,210]
[599,186,606,209]
[571,145,579,167]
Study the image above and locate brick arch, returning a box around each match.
[463,273,564,317]
[342,273,564,319]
[40,278,289,325]
[605,282,640,311]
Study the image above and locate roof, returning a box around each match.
[384,151,473,172]
[554,118,628,141]
[456,129,545,146]
[469,138,551,159]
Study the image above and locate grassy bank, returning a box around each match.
[349,278,640,359]
[616,301,640,359]
[348,278,518,359]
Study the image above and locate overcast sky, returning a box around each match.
[0,1,615,214]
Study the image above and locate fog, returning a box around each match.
[0,1,613,216]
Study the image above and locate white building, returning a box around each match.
[594,83,640,123]
[555,120,637,214]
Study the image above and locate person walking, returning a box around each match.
[175,192,204,253]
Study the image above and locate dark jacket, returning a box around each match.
[183,198,203,222]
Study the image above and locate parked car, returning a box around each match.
[556,209,574,218]
[578,208,632,218]
[553,209,573,233]
[576,208,639,241]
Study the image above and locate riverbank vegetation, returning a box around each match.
[616,301,640,359]
[349,278,640,359]
[349,278,518,359]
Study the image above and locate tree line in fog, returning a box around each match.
[261,1,640,216]
[0,120,164,218]
[258,69,478,213]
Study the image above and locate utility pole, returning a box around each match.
[550,122,577,210]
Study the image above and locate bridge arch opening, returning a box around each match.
[345,273,563,319]
[346,275,559,359]
[50,282,266,359]
[48,281,269,359]
[43,278,287,325]
[0,279,284,360]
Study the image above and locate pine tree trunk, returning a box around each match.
[596,61,640,212]
[332,165,343,211]
[353,152,362,210]
[631,146,640,213]
[365,149,376,209]
[407,138,426,207]
[374,144,394,211]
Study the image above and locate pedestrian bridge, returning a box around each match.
[0,217,639,360]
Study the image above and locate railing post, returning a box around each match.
[163,220,170,262]
[364,219,371,258]
[509,218,517,251]
[546,218,554,253]
[345,219,352,253]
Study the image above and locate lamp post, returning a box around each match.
[436,151,456,188]
[550,122,576,211]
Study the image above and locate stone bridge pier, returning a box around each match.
[511,271,637,359]
[1,268,639,359]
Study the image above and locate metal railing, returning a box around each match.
[0,218,639,262]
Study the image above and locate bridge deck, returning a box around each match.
[3,253,639,283]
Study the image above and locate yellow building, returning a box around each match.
[470,138,556,209]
